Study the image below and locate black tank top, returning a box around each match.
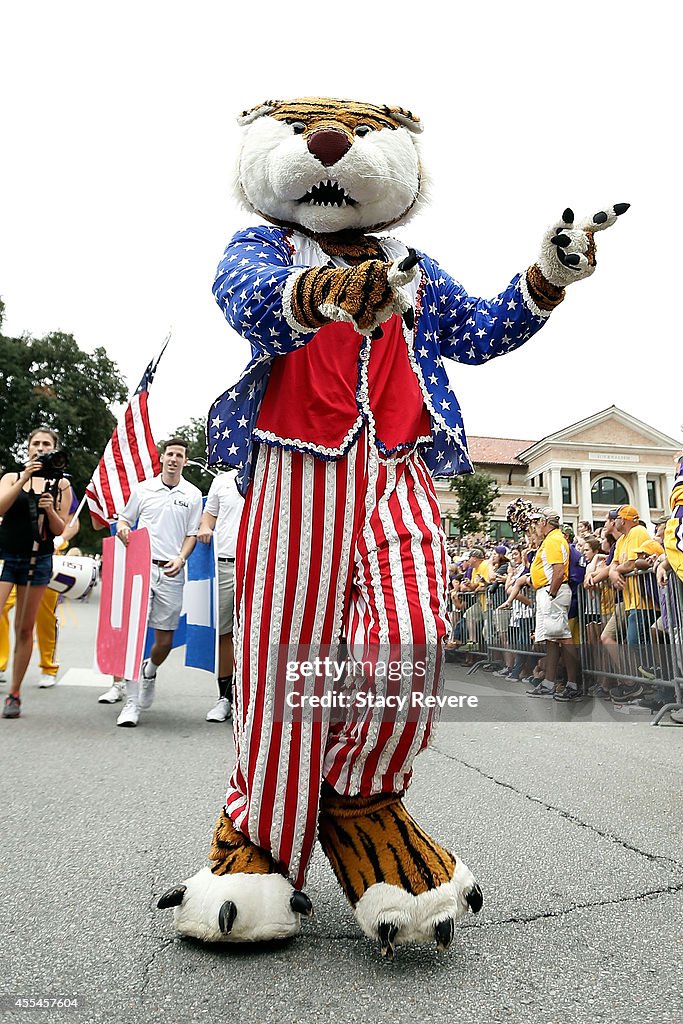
[0,478,55,556]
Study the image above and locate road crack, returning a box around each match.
[431,745,683,872]
[465,881,683,930]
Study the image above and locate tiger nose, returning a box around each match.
[306,129,351,166]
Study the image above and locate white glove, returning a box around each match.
[537,204,630,288]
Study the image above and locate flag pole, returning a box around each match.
[69,331,172,531]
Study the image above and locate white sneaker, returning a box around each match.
[116,700,140,727]
[138,661,157,710]
[206,697,232,723]
[39,674,58,688]
[98,682,126,704]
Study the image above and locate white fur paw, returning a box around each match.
[157,866,313,943]
[353,859,482,958]
[537,203,629,288]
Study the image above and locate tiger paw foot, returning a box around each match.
[318,786,482,958]
[157,866,313,943]
[356,861,483,959]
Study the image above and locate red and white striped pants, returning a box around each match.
[224,434,449,887]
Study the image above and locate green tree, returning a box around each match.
[166,416,213,495]
[448,471,500,537]
[0,325,129,552]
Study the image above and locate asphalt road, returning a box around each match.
[1,590,682,1024]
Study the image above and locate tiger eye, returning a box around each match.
[355,125,372,137]
[287,120,306,134]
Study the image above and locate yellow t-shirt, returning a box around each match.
[530,529,569,590]
[665,475,683,583]
[471,559,491,608]
[614,525,663,610]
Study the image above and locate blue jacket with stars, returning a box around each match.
[209,224,551,495]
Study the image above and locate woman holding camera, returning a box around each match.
[0,428,73,719]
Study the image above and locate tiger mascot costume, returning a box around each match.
[158,97,629,958]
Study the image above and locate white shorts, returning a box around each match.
[148,565,185,631]
[217,558,236,635]
[534,583,572,642]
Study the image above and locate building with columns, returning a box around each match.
[436,406,682,541]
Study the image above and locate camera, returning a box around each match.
[34,450,69,479]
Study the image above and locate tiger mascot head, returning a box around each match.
[235,97,426,236]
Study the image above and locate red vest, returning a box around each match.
[255,314,431,454]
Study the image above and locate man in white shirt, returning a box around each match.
[110,438,203,727]
[197,470,244,722]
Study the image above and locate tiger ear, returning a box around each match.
[382,105,423,134]
[237,100,282,126]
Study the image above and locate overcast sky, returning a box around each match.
[2,1,680,452]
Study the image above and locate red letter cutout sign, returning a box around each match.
[95,529,151,680]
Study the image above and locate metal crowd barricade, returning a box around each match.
[577,567,683,725]
[446,587,491,672]
[652,569,683,724]
[476,581,540,677]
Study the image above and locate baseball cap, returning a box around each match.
[528,506,561,525]
[494,544,508,555]
[652,514,669,526]
[617,505,639,521]
[607,509,619,520]
[468,547,485,559]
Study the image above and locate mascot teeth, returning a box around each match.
[299,180,355,207]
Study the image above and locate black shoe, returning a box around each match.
[635,696,664,712]
[610,683,644,703]
[638,664,662,680]
[2,694,21,719]
[554,685,582,702]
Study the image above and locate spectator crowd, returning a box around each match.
[444,500,683,723]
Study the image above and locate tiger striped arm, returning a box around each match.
[318,788,482,958]
[285,256,418,337]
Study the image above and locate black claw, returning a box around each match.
[370,326,384,340]
[378,920,398,960]
[565,253,581,266]
[593,211,608,225]
[562,208,574,224]
[290,890,313,917]
[157,885,187,909]
[466,884,484,914]
[398,247,420,273]
[402,306,415,331]
[434,917,455,952]
[614,202,630,216]
[218,900,237,934]
[551,234,570,247]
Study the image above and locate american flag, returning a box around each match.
[85,342,168,529]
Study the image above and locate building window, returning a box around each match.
[539,472,544,487]
[491,520,514,541]
[647,479,657,509]
[561,475,572,505]
[591,476,629,507]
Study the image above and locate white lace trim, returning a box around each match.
[282,268,315,335]
[253,416,365,459]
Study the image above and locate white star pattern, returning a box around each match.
[209,225,552,483]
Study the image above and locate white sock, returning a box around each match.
[125,680,140,703]
[143,660,157,679]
